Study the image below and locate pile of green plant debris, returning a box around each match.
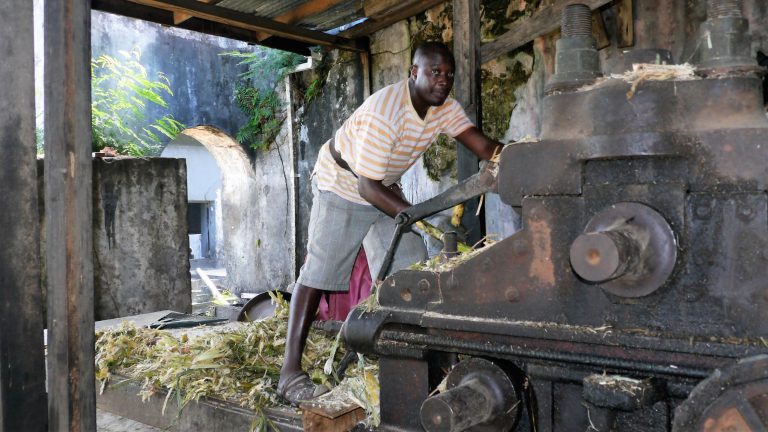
[94,294,379,430]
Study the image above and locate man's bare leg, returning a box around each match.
[278,283,322,390]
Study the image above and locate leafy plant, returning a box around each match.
[223,49,306,151]
[91,50,185,156]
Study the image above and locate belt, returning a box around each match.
[328,138,357,178]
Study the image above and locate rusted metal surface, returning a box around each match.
[420,358,518,431]
[345,2,768,430]
[673,355,768,431]
[0,1,48,431]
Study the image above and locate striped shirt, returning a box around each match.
[314,79,474,204]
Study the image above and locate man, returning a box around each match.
[277,41,503,405]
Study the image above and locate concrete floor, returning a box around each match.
[97,409,162,432]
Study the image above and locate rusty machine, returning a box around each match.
[344,2,768,431]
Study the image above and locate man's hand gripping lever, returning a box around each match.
[374,160,499,283]
[375,210,414,283]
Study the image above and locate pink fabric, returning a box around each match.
[317,247,372,321]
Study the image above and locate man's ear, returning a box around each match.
[409,64,418,80]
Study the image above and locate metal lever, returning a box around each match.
[375,221,406,282]
[404,165,498,223]
[374,164,498,283]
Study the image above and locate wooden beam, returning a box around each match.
[364,0,414,19]
[615,0,634,48]
[342,0,446,38]
[173,0,222,25]
[93,0,313,55]
[453,0,483,245]
[257,0,348,41]
[480,0,613,64]
[126,0,367,52]
[592,9,610,50]
[0,1,48,429]
[45,0,97,430]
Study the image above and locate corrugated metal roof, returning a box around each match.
[217,0,300,17]
[91,0,442,55]
[217,0,363,32]
[300,1,364,30]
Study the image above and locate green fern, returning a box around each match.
[91,50,185,156]
[222,49,306,151]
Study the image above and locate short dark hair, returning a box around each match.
[412,42,454,64]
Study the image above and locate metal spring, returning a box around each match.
[708,0,743,18]
[561,4,592,37]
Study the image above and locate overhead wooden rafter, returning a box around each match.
[257,0,349,41]
[173,0,222,25]
[343,0,446,38]
[126,0,367,52]
[93,0,312,55]
[479,0,613,64]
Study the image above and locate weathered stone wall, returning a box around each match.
[176,126,295,295]
[39,158,191,320]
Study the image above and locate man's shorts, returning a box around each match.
[296,184,427,292]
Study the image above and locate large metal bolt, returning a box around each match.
[568,202,677,298]
[420,358,518,432]
[561,3,592,37]
[570,230,639,283]
[708,0,743,18]
[441,231,459,259]
[421,378,496,431]
[698,0,757,74]
[545,3,601,93]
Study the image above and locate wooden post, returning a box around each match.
[44,0,97,431]
[0,1,48,430]
[453,0,483,245]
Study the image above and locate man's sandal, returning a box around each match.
[277,372,329,406]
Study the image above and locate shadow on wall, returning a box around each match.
[169,126,274,295]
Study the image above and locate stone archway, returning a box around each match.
[168,125,293,294]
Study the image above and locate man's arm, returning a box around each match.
[358,177,410,218]
[454,126,504,160]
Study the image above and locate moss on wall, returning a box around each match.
[481,49,534,140]
[422,134,458,181]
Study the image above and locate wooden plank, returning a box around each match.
[360,51,372,98]
[615,0,634,48]
[480,0,613,64]
[592,9,610,50]
[363,0,420,19]
[341,0,446,38]
[126,0,367,52]
[173,0,222,25]
[44,0,97,431]
[302,407,365,431]
[257,0,348,41]
[0,1,48,430]
[453,0,483,245]
[92,0,313,55]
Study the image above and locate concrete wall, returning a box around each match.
[161,141,221,202]
[177,126,295,295]
[89,11,252,140]
[39,158,191,320]
[162,138,221,259]
[33,1,254,140]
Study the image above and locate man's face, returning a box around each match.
[410,52,455,107]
